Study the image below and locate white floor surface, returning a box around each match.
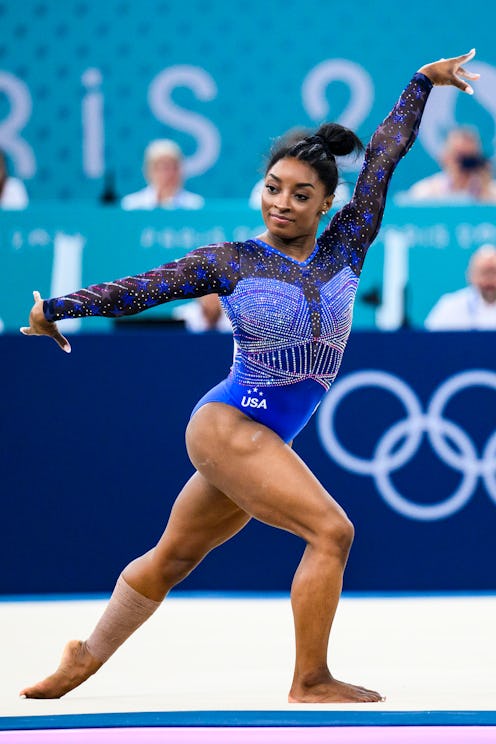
[1,594,495,720]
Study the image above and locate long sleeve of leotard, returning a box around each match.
[320,72,433,274]
[43,242,241,321]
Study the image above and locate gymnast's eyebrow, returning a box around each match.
[267,173,316,189]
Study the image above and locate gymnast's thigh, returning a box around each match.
[186,402,349,544]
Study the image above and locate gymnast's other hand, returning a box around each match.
[20,290,71,353]
[419,49,480,95]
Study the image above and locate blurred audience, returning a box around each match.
[121,140,204,210]
[172,294,232,333]
[0,150,29,209]
[425,244,496,330]
[398,126,496,204]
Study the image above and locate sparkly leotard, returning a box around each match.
[44,73,432,442]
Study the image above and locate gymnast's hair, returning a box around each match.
[265,123,364,196]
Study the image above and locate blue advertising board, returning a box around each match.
[2,330,495,594]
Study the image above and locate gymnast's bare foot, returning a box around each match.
[20,640,102,699]
[288,672,384,703]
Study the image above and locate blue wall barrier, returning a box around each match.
[2,330,495,595]
[3,203,496,334]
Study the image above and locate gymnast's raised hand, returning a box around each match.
[418,48,480,94]
[20,290,71,353]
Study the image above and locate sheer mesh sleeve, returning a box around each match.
[43,242,241,321]
[320,72,433,274]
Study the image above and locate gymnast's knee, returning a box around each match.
[151,546,205,588]
[126,546,202,590]
[315,512,355,563]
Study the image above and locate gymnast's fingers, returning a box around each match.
[454,48,476,64]
[452,75,475,95]
[457,67,480,80]
[51,329,72,354]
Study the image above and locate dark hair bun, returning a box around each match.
[265,121,364,196]
[314,123,364,158]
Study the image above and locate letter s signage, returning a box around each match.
[148,65,221,179]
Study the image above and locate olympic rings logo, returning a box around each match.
[317,370,496,521]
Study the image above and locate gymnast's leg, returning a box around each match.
[20,472,250,698]
[186,403,383,703]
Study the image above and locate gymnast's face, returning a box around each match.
[261,157,333,242]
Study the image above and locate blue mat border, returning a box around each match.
[2,590,496,603]
[2,710,496,730]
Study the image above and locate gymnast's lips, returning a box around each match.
[270,213,294,224]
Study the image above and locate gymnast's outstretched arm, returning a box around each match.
[20,241,241,352]
[321,49,479,275]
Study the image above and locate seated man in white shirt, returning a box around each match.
[0,151,29,210]
[425,244,496,330]
[172,294,232,333]
[121,140,204,210]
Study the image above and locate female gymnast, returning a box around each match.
[20,51,478,703]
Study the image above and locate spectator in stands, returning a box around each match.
[0,151,29,209]
[121,140,204,210]
[398,126,496,204]
[425,244,496,329]
[173,294,232,333]
[249,127,352,210]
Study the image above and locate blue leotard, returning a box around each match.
[44,73,432,443]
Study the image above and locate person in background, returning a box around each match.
[249,127,352,210]
[0,151,29,209]
[398,126,496,204]
[425,244,496,329]
[121,140,204,210]
[173,294,232,333]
